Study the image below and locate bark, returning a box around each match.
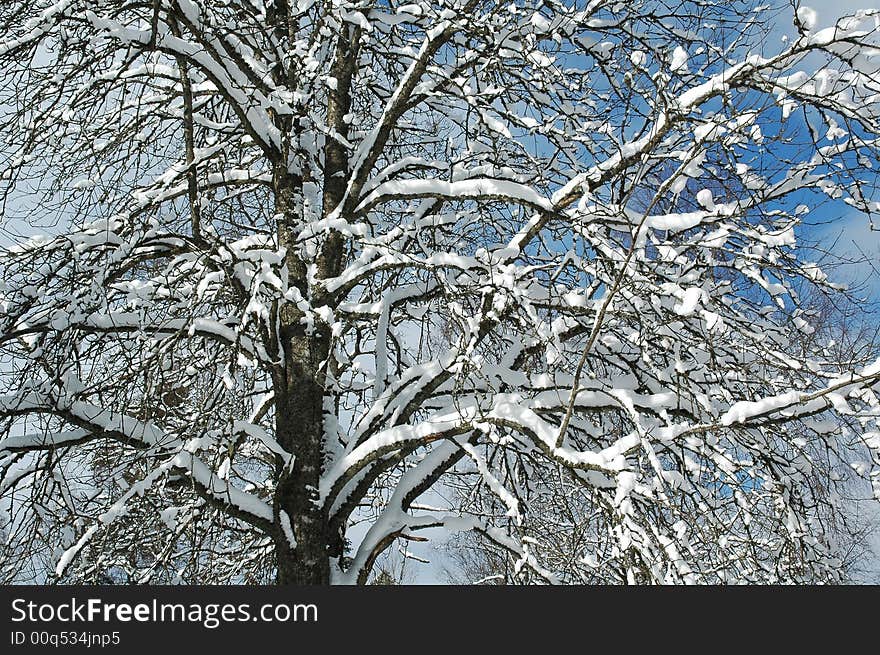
[270,14,360,585]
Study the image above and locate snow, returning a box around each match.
[0,429,89,452]
[280,511,298,549]
[460,443,520,522]
[354,178,555,214]
[673,287,704,316]
[670,46,689,73]
[232,420,291,463]
[55,526,100,577]
[797,6,818,32]
[174,452,273,522]
[696,189,715,211]
[530,13,551,33]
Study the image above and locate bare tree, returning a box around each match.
[1,0,880,585]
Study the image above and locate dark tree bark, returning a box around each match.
[270,12,360,584]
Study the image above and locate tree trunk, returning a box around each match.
[273,366,331,584]
[273,355,332,584]
[270,13,359,584]
[272,168,333,585]
[261,0,330,586]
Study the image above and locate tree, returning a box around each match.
[1,0,880,585]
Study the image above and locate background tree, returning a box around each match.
[2,0,880,585]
